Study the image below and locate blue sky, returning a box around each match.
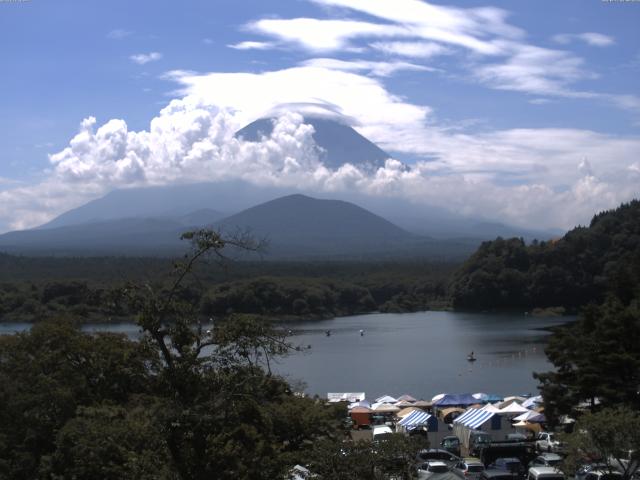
[0,0,639,232]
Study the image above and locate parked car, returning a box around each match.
[575,464,610,480]
[416,449,460,467]
[506,433,528,442]
[527,466,565,480]
[453,457,485,480]
[583,470,624,480]
[528,453,563,470]
[442,436,462,457]
[536,433,563,453]
[372,425,393,442]
[417,462,458,480]
[479,469,519,480]
[489,458,525,478]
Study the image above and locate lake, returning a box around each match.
[0,311,567,401]
[272,311,568,400]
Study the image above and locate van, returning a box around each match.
[528,466,566,480]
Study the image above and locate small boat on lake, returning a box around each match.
[467,351,477,362]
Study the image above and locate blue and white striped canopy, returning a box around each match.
[398,410,432,428]
[453,408,496,429]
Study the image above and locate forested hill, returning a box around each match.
[449,200,640,311]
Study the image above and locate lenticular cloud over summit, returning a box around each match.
[0,66,639,233]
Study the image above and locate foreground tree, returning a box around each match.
[561,407,640,480]
[535,297,640,423]
[307,434,429,479]
[0,319,155,479]
[1,230,343,479]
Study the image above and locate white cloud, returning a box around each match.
[237,1,638,114]
[553,32,615,47]
[129,52,163,65]
[248,18,410,52]
[1,66,639,233]
[474,43,590,96]
[107,29,132,40]
[301,58,435,77]
[309,0,523,53]
[529,98,551,105]
[371,41,450,58]
[228,41,275,50]
[164,66,430,134]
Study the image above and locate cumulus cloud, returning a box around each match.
[552,32,615,47]
[164,66,431,141]
[1,65,639,233]
[129,52,163,65]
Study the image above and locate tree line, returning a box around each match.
[449,200,640,311]
[0,262,453,324]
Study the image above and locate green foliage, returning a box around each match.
[1,257,454,324]
[43,402,172,480]
[0,319,155,479]
[561,407,640,480]
[0,230,360,479]
[534,298,640,423]
[200,276,376,319]
[307,434,429,479]
[450,200,640,310]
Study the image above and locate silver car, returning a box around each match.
[454,457,486,480]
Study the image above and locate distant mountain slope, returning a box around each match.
[214,194,479,260]
[236,116,390,170]
[449,200,640,310]
[38,181,283,230]
[0,194,478,259]
[219,193,409,240]
[215,193,414,257]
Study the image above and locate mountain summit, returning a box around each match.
[236,116,391,170]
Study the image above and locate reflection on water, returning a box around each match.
[1,310,568,400]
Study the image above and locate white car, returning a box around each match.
[536,432,563,453]
[527,466,566,480]
[418,461,455,480]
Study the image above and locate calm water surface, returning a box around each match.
[272,311,568,400]
[0,311,568,400]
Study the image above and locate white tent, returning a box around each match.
[513,410,540,421]
[431,393,446,402]
[348,400,371,410]
[499,402,529,414]
[376,395,398,403]
[500,396,526,407]
[522,395,542,408]
[371,402,400,413]
[482,403,502,413]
